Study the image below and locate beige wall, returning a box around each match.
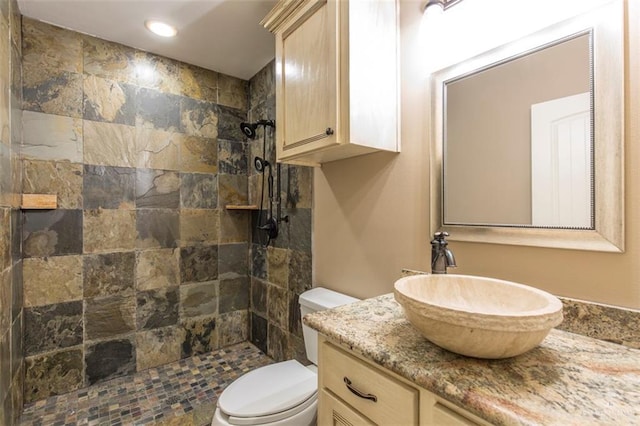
[313,0,640,309]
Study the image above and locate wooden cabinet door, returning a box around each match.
[277,0,339,158]
[319,389,374,426]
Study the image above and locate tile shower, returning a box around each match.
[0,5,313,424]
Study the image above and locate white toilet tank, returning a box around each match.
[299,287,359,365]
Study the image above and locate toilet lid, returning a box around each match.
[218,360,317,418]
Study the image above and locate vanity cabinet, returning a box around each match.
[318,337,491,425]
[262,0,400,166]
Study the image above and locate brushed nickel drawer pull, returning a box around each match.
[343,377,377,402]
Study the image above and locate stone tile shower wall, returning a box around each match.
[247,62,314,363]
[0,0,23,423]
[20,18,252,403]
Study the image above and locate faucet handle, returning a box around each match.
[433,231,449,242]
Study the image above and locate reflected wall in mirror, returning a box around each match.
[445,34,591,228]
[430,0,624,252]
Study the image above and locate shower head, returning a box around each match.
[254,156,270,173]
[239,120,276,140]
[240,122,258,139]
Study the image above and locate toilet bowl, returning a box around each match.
[212,287,359,426]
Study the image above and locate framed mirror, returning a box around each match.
[429,0,624,252]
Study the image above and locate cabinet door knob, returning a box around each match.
[326,127,334,135]
[343,377,377,402]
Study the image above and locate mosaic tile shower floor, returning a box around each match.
[19,343,273,426]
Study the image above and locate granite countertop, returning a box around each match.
[304,294,640,426]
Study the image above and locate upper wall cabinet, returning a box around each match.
[262,0,400,166]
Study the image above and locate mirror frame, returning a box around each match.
[429,0,625,252]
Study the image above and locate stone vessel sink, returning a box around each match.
[394,274,563,359]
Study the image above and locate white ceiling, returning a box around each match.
[17,0,277,80]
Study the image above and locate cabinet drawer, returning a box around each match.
[320,341,418,425]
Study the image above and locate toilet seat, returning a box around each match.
[217,360,317,425]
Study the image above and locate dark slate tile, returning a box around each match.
[83,165,135,209]
[251,277,267,316]
[219,277,249,314]
[267,284,288,329]
[136,287,179,330]
[288,292,303,338]
[218,140,247,175]
[85,338,136,385]
[0,143,11,204]
[181,98,218,139]
[250,244,267,280]
[270,211,290,250]
[84,295,136,340]
[250,313,267,354]
[11,207,22,259]
[248,60,275,110]
[11,260,22,322]
[288,208,311,254]
[180,173,217,209]
[23,210,83,257]
[218,242,248,280]
[0,268,9,333]
[268,323,289,362]
[83,76,137,125]
[181,315,217,358]
[23,71,83,118]
[288,250,312,296]
[136,88,182,132]
[135,169,180,208]
[136,209,179,249]
[284,165,312,209]
[216,105,246,141]
[24,301,83,355]
[83,251,135,298]
[11,313,23,376]
[219,310,248,347]
[180,245,218,284]
[24,348,83,403]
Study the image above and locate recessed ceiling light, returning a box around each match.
[145,20,178,38]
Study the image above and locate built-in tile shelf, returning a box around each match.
[21,194,58,209]
[225,204,259,210]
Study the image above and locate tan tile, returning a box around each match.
[135,51,181,95]
[179,63,218,102]
[83,209,136,253]
[180,135,217,174]
[219,209,249,244]
[135,326,184,371]
[136,248,180,291]
[83,35,137,84]
[179,209,220,246]
[83,74,134,124]
[83,120,136,167]
[218,73,248,111]
[22,111,83,162]
[218,174,248,206]
[22,18,82,75]
[267,246,289,288]
[23,256,83,307]
[22,160,83,209]
[136,127,181,170]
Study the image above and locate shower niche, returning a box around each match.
[262,0,400,166]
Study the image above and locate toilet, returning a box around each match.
[212,287,359,426]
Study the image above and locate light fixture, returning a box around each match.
[422,0,463,13]
[145,20,178,38]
